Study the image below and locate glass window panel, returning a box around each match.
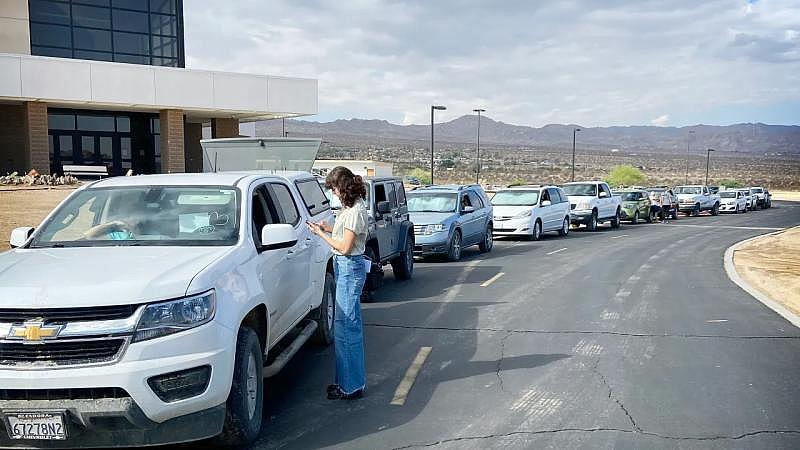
[149,0,175,14]
[59,135,74,163]
[121,137,131,159]
[151,35,176,57]
[151,57,177,67]
[74,0,110,6]
[32,45,73,58]
[99,136,113,160]
[77,115,115,131]
[151,118,160,134]
[48,113,75,130]
[112,0,147,11]
[48,135,55,159]
[116,116,130,132]
[72,4,110,29]
[150,13,176,36]
[114,53,150,64]
[29,0,71,25]
[74,27,112,51]
[81,136,96,164]
[112,9,148,33]
[74,49,113,61]
[113,31,150,55]
[30,23,72,47]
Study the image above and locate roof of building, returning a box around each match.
[87,171,312,188]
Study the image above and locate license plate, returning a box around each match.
[5,412,67,440]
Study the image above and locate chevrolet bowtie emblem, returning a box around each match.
[8,320,63,343]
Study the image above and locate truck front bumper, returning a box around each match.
[0,321,236,447]
[570,210,593,225]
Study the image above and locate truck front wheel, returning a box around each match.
[217,327,263,447]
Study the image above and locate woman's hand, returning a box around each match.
[307,222,325,236]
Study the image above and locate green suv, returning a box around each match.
[615,189,653,224]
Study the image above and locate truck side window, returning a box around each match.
[395,182,407,206]
[385,182,397,207]
[374,183,387,203]
[295,178,330,216]
[251,186,277,247]
[268,183,300,226]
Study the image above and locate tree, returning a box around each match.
[406,168,431,185]
[719,179,742,189]
[604,165,645,188]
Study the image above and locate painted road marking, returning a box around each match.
[706,319,729,323]
[546,247,568,255]
[481,272,505,287]
[611,234,629,239]
[663,224,784,231]
[391,346,432,406]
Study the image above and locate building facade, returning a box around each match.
[0,0,317,176]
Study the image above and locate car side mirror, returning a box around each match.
[599,191,608,198]
[462,206,475,214]
[376,201,392,215]
[541,200,552,207]
[9,227,34,248]
[260,224,298,252]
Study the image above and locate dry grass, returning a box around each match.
[733,226,800,318]
[770,191,800,202]
[0,187,75,247]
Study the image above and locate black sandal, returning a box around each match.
[327,387,364,400]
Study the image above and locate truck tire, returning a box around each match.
[587,211,598,231]
[711,203,719,216]
[447,230,462,262]
[391,237,413,281]
[217,327,263,447]
[610,208,621,229]
[692,204,700,217]
[312,271,335,345]
[532,220,542,241]
[361,246,381,303]
[478,224,493,253]
[558,217,569,236]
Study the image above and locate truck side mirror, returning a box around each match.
[260,224,298,252]
[599,191,608,198]
[9,227,34,248]
[376,201,392,215]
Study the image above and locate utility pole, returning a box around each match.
[685,130,695,184]
[571,128,581,182]
[705,148,715,186]
[473,108,485,184]
[430,105,446,185]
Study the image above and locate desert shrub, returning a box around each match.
[604,165,645,187]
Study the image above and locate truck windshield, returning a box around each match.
[29,186,240,248]
[562,184,597,196]
[720,192,737,198]
[407,193,458,213]
[491,190,540,206]
[676,187,702,194]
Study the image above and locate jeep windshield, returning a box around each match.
[720,192,737,198]
[676,187,702,194]
[491,190,539,206]
[407,192,458,213]
[29,186,240,248]
[562,184,598,196]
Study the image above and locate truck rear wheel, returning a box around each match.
[312,271,335,345]
[217,327,263,447]
[711,203,719,216]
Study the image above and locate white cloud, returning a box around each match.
[651,115,670,126]
[183,0,800,126]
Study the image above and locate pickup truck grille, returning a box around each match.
[0,387,130,401]
[413,225,426,234]
[0,338,125,367]
[0,305,138,324]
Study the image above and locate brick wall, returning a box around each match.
[211,118,239,138]
[159,109,185,173]
[0,104,27,174]
[25,102,49,175]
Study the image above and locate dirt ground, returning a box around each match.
[0,187,76,247]
[771,191,800,202]
[733,226,800,318]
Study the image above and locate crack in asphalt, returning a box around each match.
[495,331,512,392]
[364,323,800,340]
[590,358,641,432]
[391,429,800,449]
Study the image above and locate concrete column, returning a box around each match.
[184,122,203,173]
[25,102,49,175]
[211,118,239,138]
[159,109,185,173]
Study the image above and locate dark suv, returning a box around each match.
[322,177,415,300]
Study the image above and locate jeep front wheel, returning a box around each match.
[391,237,414,281]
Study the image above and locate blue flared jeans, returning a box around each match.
[333,254,367,394]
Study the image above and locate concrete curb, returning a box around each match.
[723,229,800,329]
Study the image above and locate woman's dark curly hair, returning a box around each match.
[325,166,366,208]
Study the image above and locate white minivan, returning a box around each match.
[491,186,571,240]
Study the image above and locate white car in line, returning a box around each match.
[719,190,747,213]
[737,188,756,211]
[0,140,336,447]
[491,186,571,240]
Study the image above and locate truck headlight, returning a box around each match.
[514,210,532,218]
[577,201,590,210]
[134,290,216,342]
[425,224,445,235]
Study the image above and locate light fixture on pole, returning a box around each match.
[473,108,485,184]
[705,148,715,186]
[571,128,581,182]
[685,130,695,184]
[430,105,446,185]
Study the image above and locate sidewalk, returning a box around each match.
[729,226,800,326]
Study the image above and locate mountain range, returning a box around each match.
[254,115,800,155]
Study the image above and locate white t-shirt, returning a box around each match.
[331,199,368,256]
[660,192,672,206]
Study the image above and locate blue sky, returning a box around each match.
[184,0,799,128]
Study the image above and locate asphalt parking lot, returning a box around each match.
[252,202,800,449]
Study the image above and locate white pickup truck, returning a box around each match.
[562,181,622,231]
[674,185,721,216]
[0,139,336,447]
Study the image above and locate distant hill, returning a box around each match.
[255,115,800,155]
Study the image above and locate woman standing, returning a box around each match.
[308,167,369,400]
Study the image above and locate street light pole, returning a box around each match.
[430,105,446,185]
[571,128,581,182]
[473,108,485,184]
[705,148,715,186]
[685,130,695,184]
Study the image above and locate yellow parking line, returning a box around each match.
[391,346,432,406]
[481,272,505,287]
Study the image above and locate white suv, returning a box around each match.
[491,186,571,240]
[0,171,334,447]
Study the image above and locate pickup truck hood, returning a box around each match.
[408,212,456,226]
[492,205,532,217]
[676,193,700,201]
[0,246,230,308]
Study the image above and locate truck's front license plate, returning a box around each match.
[5,412,67,440]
